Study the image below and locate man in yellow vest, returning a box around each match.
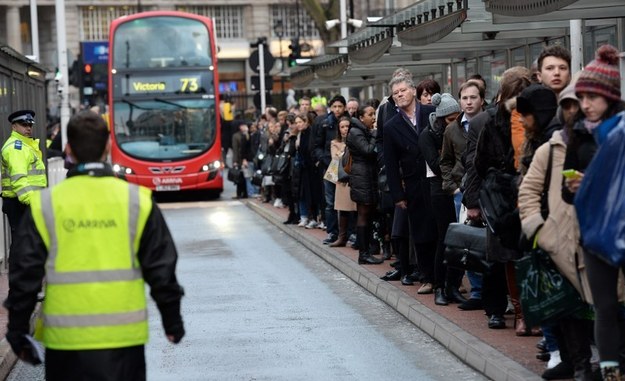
[1,109,47,238]
[3,110,185,380]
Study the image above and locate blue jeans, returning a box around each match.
[454,191,463,221]
[466,271,483,300]
[324,180,338,236]
[298,201,309,219]
[245,162,259,196]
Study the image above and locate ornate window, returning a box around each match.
[79,6,140,41]
[177,6,244,39]
[270,5,320,39]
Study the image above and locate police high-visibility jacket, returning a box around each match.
[1,131,47,205]
[29,173,153,350]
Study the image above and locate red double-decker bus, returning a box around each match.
[108,11,223,197]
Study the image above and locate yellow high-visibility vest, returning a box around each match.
[1,131,47,205]
[30,175,153,350]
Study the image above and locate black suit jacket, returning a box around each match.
[383,103,435,203]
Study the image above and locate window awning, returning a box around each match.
[484,0,580,16]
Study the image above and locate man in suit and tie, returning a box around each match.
[383,75,437,295]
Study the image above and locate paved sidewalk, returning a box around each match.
[248,199,549,381]
[0,271,17,381]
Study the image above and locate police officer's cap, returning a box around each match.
[8,110,35,125]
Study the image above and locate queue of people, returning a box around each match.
[239,43,625,381]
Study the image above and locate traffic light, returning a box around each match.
[287,38,301,67]
[83,63,93,88]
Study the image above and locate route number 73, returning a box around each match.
[180,77,199,92]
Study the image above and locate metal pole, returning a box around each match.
[30,0,39,62]
[259,41,267,113]
[55,0,70,149]
[339,0,349,99]
[279,36,286,110]
[570,19,584,75]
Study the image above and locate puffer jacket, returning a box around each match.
[346,119,377,204]
[518,130,625,304]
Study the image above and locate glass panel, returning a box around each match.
[530,42,544,65]
[479,55,493,100]
[491,51,507,100]
[113,17,212,69]
[512,46,526,68]
[584,26,617,66]
[113,99,216,161]
[455,61,466,91]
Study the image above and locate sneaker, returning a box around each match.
[417,283,433,294]
[547,350,561,369]
[317,222,326,230]
[305,220,318,229]
[541,361,573,380]
[297,218,309,227]
[273,198,284,208]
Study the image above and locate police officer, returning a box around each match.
[1,109,47,237]
[4,110,185,380]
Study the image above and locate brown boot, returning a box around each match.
[329,212,348,247]
[506,262,530,336]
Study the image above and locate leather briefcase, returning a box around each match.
[444,222,492,274]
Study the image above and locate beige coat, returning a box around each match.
[518,130,624,304]
[331,140,356,212]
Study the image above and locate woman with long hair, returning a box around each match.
[562,45,625,381]
[328,116,357,247]
[346,105,383,265]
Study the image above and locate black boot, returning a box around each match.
[434,288,448,305]
[357,227,383,265]
[445,286,468,304]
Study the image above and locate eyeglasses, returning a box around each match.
[17,122,34,127]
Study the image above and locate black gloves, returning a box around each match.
[157,301,185,344]
[6,331,43,365]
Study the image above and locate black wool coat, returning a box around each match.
[346,119,378,205]
[383,103,437,243]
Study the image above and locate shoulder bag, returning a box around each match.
[443,221,492,274]
[341,146,353,174]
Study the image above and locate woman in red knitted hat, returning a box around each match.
[562,44,625,381]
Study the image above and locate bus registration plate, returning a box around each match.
[156,185,180,191]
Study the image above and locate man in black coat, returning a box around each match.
[312,95,347,243]
[383,75,437,293]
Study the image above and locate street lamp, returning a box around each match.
[273,20,286,110]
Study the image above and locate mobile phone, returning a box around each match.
[562,169,581,179]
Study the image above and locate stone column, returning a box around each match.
[6,6,22,53]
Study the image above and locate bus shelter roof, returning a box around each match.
[291,0,623,90]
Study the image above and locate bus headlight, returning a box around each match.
[200,160,221,172]
[113,164,134,175]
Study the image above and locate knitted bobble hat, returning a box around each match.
[431,93,461,118]
[575,44,621,102]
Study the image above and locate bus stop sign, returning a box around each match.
[249,49,275,74]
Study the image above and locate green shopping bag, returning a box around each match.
[514,247,586,327]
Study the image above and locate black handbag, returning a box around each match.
[479,169,522,250]
[227,167,242,184]
[261,154,274,175]
[251,169,263,186]
[444,222,492,274]
[271,153,289,176]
